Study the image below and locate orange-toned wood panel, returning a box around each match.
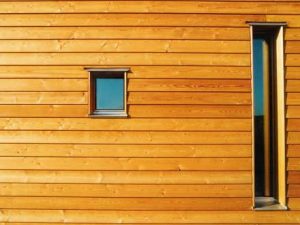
[0,210,300,224]
[0,170,252,184]
[0,92,87,104]
[288,145,300,157]
[288,132,300,144]
[129,105,251,118]
[288,172,300,184]
[0,27,250,40]
[128,92,251,105]
[0,131,252,144]
[0,1,298,14]
[267,15,300,27]
[0,105,88,118]
[0,14,265,27]
[0,66,250,79]
[288,184,300,197]
[0,53,250,66]
[0,40,250,53]
[0,118,252,131]
[0,79,251,92]
[0,79,87,91]
[0,157,251,171]
[0,197,252,210]
[286,80,300,92]
[287,106,300,118]
[0,144,252,157]
[288,158,300,170]
[128,79,251,92]
[0,183,252,197]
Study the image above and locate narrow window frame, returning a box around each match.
[86,68,130,118]
[248,22,287,211]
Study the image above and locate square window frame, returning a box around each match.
[86,68,130,118]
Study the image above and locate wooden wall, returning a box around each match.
[0,0,299,224]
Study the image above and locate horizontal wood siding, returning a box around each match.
[0,1,298,224]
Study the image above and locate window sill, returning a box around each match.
[253,197,288,211]
[89,111,128,118]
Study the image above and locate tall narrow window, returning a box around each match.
[250,22,287,210]
[86,68,129,117]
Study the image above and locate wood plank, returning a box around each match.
[0,66,87,78]
[288,158,300,170]
[286,41,300,53]
[0,105,88,118]
[288,184,300,197]
[287,119,300,131]
[129,105,251,118]
[288,171,300,184]
[0,118,252,131]
[129,66,251,79]
[288,145,300,157]
[0,105,252,118]
[288,198,300,210]
[128,92,251,105]
[0,92,87,105]
[287,93,300,105]
[0,79,87,91]
[267,15,300,28]
[288,132,300,144]
[286,54,300,66]
[286,80,300,92]
[0,14,265,27]
[286,67,300,79]
[0,131,252,144]
[128,79,251,92]
[287,106,300,118]
[0,144,252,158]
[0,27,250,40]
[286,29,300,41]
[0,157,251,171]
[0,197,251,210]
[0,53,250,66]
[0,183,252,197]
[1,222,292,225]
[0,40,250,53]
[0,170,252,184]
[0,66,250,79]
[0,1,298,14]
[1,210,300,224]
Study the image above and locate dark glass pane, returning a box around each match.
[95,77,124,110]
[253,37,266,197]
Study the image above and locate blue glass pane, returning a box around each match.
[253,38,264,116]
[95,77,124,110]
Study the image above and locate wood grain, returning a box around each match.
[0,144,252,157]
[0,40,250,53]
[0,131,252,144]
[0,118,252,131]
[0,183,252,197]
[0,53,250,66]
[0,170,252,184]
[128,79,251,92]
[128,92,251,105]
[0,157,251,171]
[0,197,252,210]
[0,27,250,40]
[0,1,298,14]
[0,14,264,27]
[129,105,251,118]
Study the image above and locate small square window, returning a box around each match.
[87,68,129,117]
